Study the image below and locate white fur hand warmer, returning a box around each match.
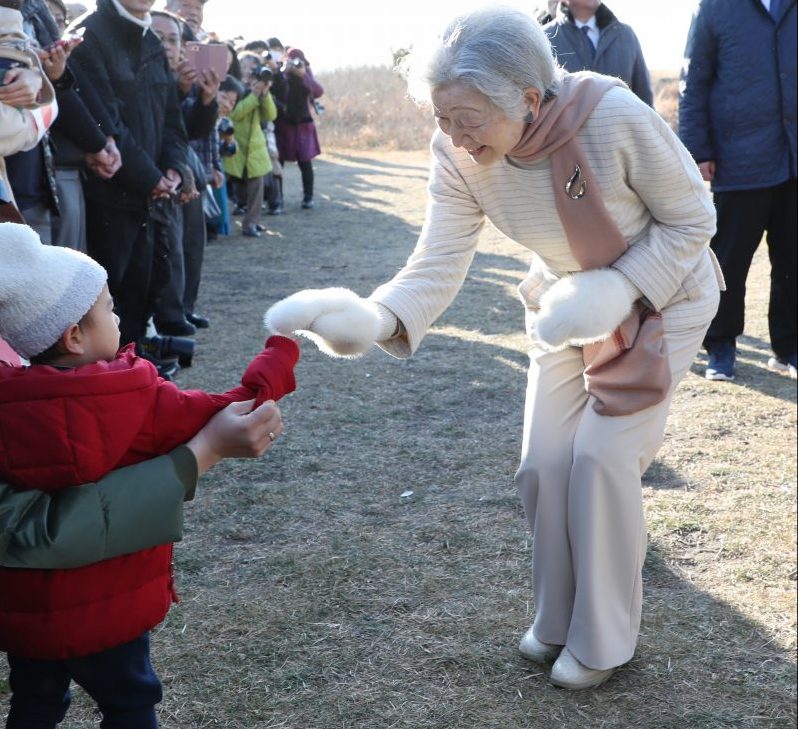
[534,269,640,349]
[264,288,397,358]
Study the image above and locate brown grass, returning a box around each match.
[315,66,682,153]
[1,150,794,728]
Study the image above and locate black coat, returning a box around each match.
[70,0,188,211]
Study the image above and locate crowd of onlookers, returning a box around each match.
[0,0,324,378]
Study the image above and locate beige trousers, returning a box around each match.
[515,317,710,670]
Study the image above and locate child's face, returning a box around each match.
[217,89,237,117]
[80,285,121,363]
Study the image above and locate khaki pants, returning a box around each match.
[515,317,710,670]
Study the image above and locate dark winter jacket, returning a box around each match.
[69,0,188,211]
[543,3,653,106]
[678,0,797,192]
[0,336,299,660]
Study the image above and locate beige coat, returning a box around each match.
[371,85,722,357]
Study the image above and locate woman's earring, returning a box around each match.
[524,110,536,124]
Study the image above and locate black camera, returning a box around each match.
[254,65,273,83]
[290,58,303,68]
[218,117,234,136]
[138,334,194,370]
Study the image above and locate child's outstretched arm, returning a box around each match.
[134,336,299,458]
[237,335,300,407]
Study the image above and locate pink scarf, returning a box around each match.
[509,72,670,416]
[509,71,627,270]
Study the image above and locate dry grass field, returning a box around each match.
[316,66,682,151]
[1,70,794,729]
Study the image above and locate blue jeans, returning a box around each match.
[5,633,162,729]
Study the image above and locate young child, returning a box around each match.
[0,223,299,728]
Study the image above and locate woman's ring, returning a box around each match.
[268,432,276,442]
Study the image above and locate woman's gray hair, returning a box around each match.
[402,5,562,119]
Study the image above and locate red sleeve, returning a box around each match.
[240,335,300,407]
[141,336,300,455]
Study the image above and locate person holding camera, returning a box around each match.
[273,47,323,210]
[219,50,276,237]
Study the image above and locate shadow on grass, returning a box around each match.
[15,151,791,729]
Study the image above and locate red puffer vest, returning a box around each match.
[0,337,298,659]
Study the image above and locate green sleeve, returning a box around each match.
[0,446,198,569]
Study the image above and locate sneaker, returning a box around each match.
[242,226,261,238]
[232,205,246,216]
[301,196,314,210]
[267,205,284,216]
[705,341,736,381]
[767,353,797,379]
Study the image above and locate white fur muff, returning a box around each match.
[534,269,638,349]
[264,288,384,358]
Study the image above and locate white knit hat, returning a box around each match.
[0,223,107,359]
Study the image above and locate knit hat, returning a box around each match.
[0,223,107,358]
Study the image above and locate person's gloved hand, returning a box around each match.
[264,288,397,358]
[534,269,639,349]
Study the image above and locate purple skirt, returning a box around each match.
[275,120,321,162]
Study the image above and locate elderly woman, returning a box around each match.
[266,6,721,689]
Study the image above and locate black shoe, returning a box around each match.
[187,312,210,329]
[267,205,284,216]
[232,205,246,216]
[155,319,196,337]
[242,226,261,237]
[301,196,314,210]
[255,224,267,232]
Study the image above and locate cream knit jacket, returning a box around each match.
[371,86,722,358]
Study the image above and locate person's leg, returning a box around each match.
[242,175,264,233]
[298,159,314,207]
[765,178,797,361]
[86,206,149,344]
[181,194,207,319]
[153,204,190,333]
[118,216,156,346]
[68,633,162,729]
[51,169,86,251]
[564,320,708,671]
[6,654,71,729]
[18,202,52,245]
[704,189,770,349]
[515,344,588,647]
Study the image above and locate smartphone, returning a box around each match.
[184,42,227,79]
[0,58,25,87]
[47,26,85,52]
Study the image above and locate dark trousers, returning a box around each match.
[704,178,797,359]
[280,158,314,199]
[182,194,207,315]
[6,633,162,729]
[86,204,153,345]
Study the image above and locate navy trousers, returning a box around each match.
[704,178,797,359]
[5,633,162,729]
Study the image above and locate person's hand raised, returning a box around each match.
[197,68,220,105]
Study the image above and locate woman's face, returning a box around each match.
[431,82,530,166]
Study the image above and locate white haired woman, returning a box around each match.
[266,5,721,689]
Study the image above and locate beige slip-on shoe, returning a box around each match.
[518,626,563,664]
[549,647,616,690]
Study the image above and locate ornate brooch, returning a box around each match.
[565,164,587,200]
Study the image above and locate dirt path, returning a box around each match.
[16,150,796,728]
